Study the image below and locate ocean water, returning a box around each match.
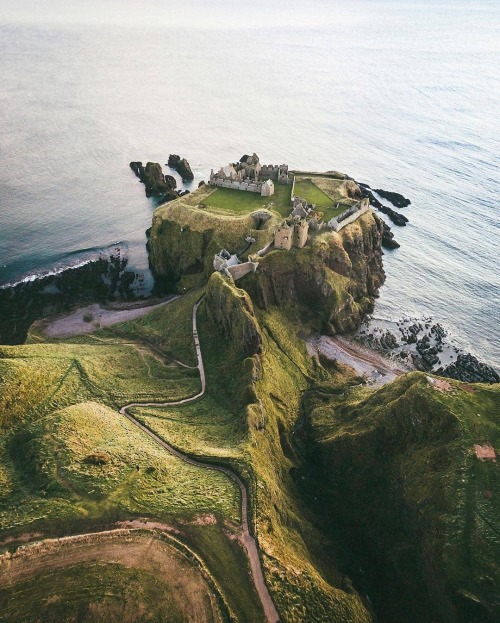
[0,0,499,366]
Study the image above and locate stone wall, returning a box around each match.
[209,178,263,193]
[228,261,259,281]
[328,199,371,232]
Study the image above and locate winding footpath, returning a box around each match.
[120,300,280,623]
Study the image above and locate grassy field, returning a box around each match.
[293,178,347,221]
[0,533,226,623]
[203,184,292,218]
[0,292,270,622]
[0,400,240,535]
[134,396,246,461]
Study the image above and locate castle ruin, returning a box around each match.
[208,153,292,197]
[210,155,373,283]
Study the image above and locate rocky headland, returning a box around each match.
[0,156,497,623]
[147,185,386,336]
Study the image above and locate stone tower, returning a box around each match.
[274,221,294,250]
[293,218,309,248]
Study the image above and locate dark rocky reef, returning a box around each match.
[359,183,409,226]
[438,353,500,384]
[373,188,411,208]
[358,317,499,383]
[381,221,400,249]
[130,161,178,200]
[167,154,194,181]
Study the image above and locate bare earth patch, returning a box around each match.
[308,335,404,387]
[39,296,179,338]
[474,444,497,462]
[426,376,453,392]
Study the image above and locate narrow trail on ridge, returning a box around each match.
[120,300,280,623]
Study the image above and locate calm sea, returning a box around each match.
[0,0,499,366]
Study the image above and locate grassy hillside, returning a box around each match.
[307,373,500,623]
[1,231,497,623]
[0,294,266,622]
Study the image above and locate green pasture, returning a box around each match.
[204,184,292,217]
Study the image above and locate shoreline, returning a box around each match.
[307,333,409,387]
[35,296,179,339]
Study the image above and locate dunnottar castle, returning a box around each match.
[211,153,370,281]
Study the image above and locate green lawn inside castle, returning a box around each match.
[0,159,498,623]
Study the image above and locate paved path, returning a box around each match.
[120,300,280,623]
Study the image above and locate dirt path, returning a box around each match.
[120,300,280,623]
[41,296,180,338]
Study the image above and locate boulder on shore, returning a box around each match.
[438,353,500,384]
[167,154,194,181]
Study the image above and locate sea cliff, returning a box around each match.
[148,185,385,335]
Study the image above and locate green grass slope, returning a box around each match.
[0,293,266,623]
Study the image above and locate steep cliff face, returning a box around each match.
[149,189,385,335]
[199,275,373,623]
[205,272,262,357]
[243,212,385,334]
[148,189,275,291]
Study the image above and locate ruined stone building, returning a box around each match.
[208,153,291,197]
[274,222,294,250]
[213,249,258,281]
[293,218,309,248]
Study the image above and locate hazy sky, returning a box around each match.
[0,0,343,29]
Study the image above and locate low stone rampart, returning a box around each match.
[328,199,370,232]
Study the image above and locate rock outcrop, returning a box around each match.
[241,212,385,335]
[381,221,400,249]
[167,154,194,181]
[148,185,385,336]
[130,161,178,200]
[373,188,411,208]
[205,272,262,357]
[358,183,409,226]
[147,187,276,292]
[439,353,500,383]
